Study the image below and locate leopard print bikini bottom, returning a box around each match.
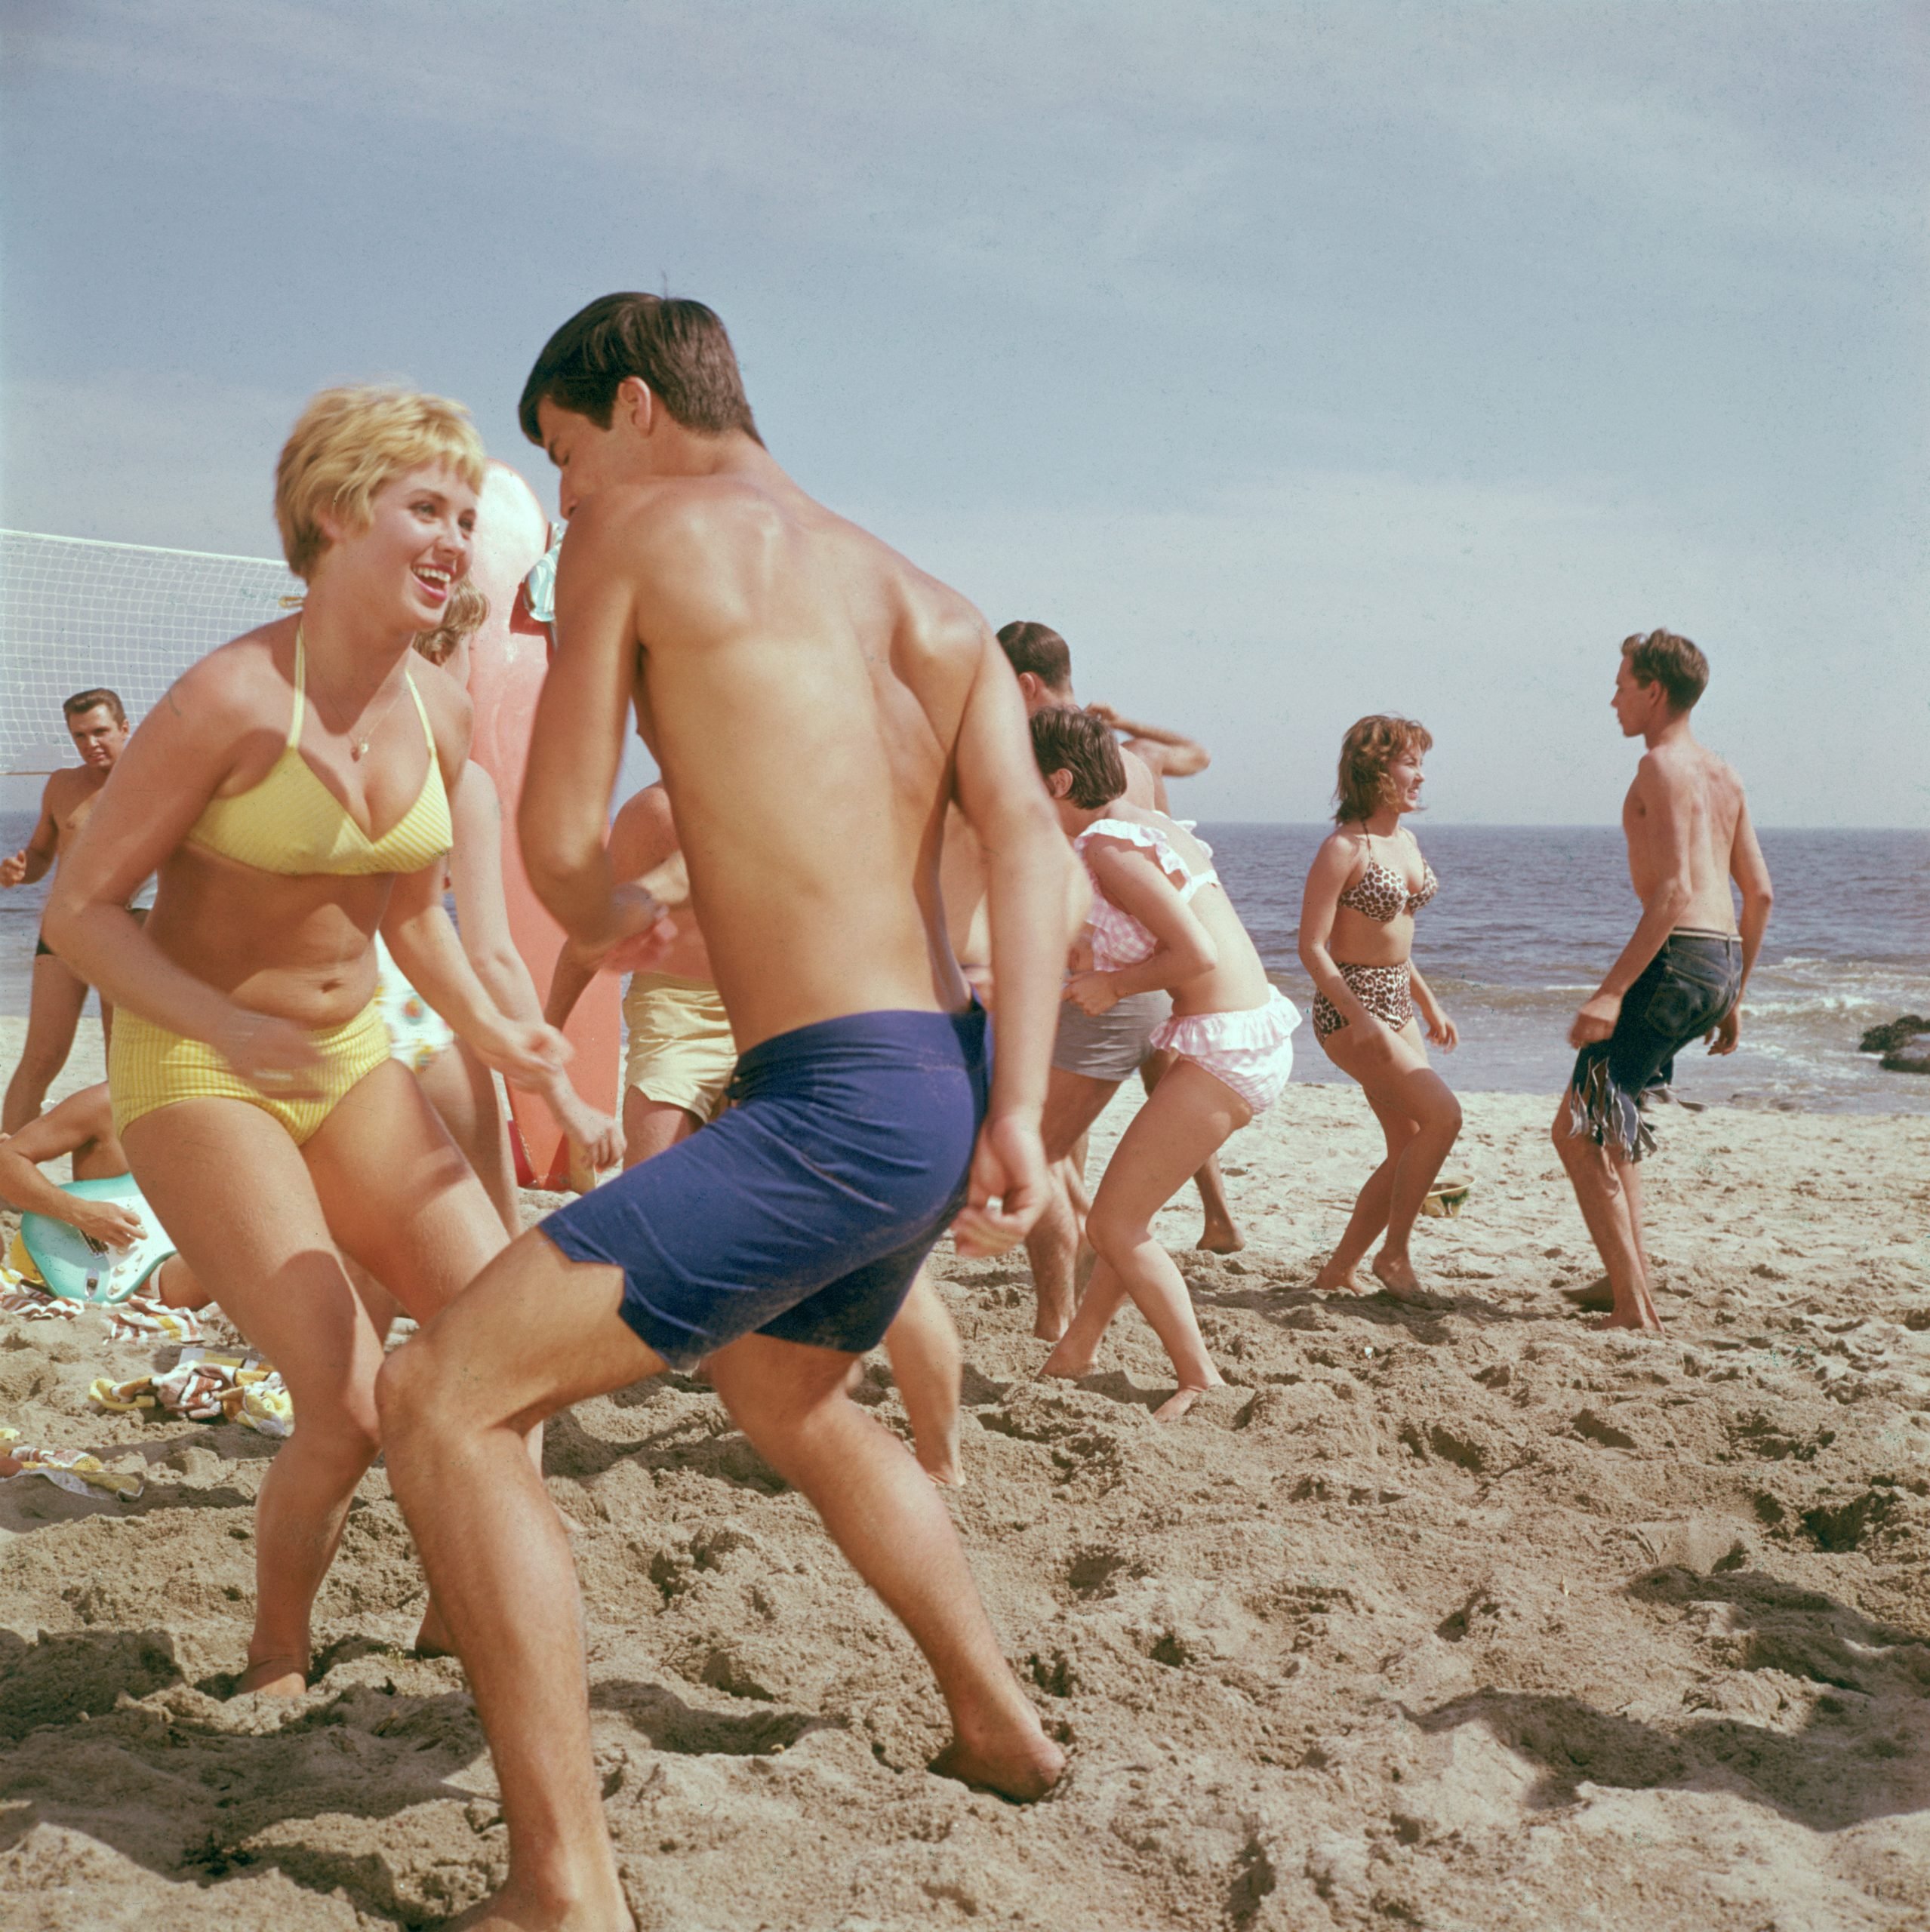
[1311,961,1414,1041]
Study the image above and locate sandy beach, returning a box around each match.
[2,1017,1927,1930]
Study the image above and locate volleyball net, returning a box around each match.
[0,529,303,774]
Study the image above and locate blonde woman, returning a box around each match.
[1297,715,1461,1300]
[48,387,565,1694]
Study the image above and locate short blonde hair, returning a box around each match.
[413,578,490,666]
[275,386,487,580]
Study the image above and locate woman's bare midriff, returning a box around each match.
[143,844,388,1026]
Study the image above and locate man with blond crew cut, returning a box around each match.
[379,293,1071,1932]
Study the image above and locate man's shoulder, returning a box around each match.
[43,767,94,811]
[571,475,786,564]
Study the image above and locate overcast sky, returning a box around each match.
[3,2,1923,825]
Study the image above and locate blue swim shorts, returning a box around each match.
[539,1004,989,1369]
[1568,930,1741,1162]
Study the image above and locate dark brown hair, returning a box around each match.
[519,294,761,445]
[1334,715,1432,826]
[996,620,1072,692]
[63,688,125,726]
[1030,706,1125,810]
[1621,629,1708,712]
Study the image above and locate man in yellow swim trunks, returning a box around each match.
[546,779,731,1166]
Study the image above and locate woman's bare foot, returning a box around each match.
[414,1603,457,1661]
[1371,1250,1422,1294]
[1592,1304,1664,1334]
[1152,1374,1226,1423]
[930,1728,1067,1802]
[1196,1219,1246,1255]
[236,1652,307,1697]
[443,1880,636,1930]
[915,1426,964,1491]
[1039,1336,1097,1380]
[1312,1256,1362,1293]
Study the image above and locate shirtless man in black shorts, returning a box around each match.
[2,690,134,1131]
[1556,629,1773,1333]
[379,294,1071,1930]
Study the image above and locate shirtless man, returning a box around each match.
[549,780,972,1486]
[378,293,1070,1930]
[994,622,1239,1338]
[2,691,134,1131]
[1556,630,1772,1333]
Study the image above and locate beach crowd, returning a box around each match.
[2,294,1772,1931]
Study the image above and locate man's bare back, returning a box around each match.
[1624,737,1748,936]
[525,441,1036,1057]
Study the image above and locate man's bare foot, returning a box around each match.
[1152,1376,1226,1423]
[1032,1303,1070,1344]
[1196,1220,1245,1255]
[931,1729,1067,1803]
[236,1653,307,1697]
[442,1879,636,1930]
[1039,1336,1096,1380]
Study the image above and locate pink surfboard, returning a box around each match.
[463,462,620,1192]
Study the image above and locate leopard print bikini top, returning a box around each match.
[1336,828,1438,924]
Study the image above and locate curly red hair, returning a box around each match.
[1334,715,1433,826]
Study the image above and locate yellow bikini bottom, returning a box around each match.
[109,998,392,1147]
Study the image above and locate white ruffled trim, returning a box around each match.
[1153,987,1302,1052]
[1076,818,1214,892]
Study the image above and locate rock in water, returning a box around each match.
[1858,1014,1929,1054]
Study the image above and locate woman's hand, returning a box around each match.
[1063,971,1120,1017]
[1422,1004,1458,1051]
[550,1084,624,1172]
[67,1198,149,1251]
[477,1019,572,1092]
[216,1008,328,1100]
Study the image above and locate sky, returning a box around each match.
[2,1,1925,825]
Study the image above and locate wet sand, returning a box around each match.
[2,1017,1927,1929]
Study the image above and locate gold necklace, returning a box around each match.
[302,626,408,761]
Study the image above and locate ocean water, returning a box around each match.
[2,812,1925,1114]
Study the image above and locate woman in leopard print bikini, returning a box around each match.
[1297,715,1462,1301]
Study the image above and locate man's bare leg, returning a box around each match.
[381,1235,1061,1926]
[380,1238,654,1930]
[3,954,89,1131]
[1139,1050,1244,1254]
[705,1333,1062,1794]
[883,1269,964,1486]
[1550,1099,1661,1332]
[620,1088,701,1169]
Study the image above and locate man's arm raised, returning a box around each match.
[949,632,1074,1255]
[519,494,661,958]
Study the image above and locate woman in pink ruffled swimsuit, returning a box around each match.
[1030,708,1299,1420]
[1297,714,1461,1301]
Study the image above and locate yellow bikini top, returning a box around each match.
[186,628,453,876]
